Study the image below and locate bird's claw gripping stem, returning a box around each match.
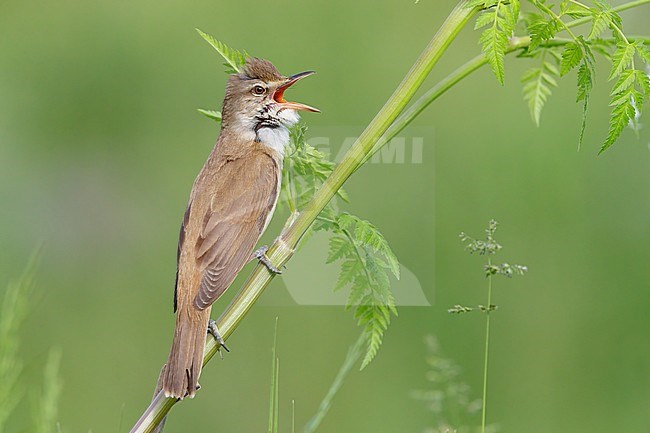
[207,319,230,355]
[253,245,283,274]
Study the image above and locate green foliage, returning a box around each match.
[33,349,63,433]
[196,29,248,74]
[601,40,650,153]
[453,220,526,433]
[526,12,561,51]
[283,125,399,369]
[325,213,399,369]
[0,253,62,433]
[609,42,636,79]
[411,336,486,433]
[448,304,475,314]
[516,0,650,152]
[560,41,583,75]
[458,219,502,256]
[521,49,560,126]
[474,0,520,84]
[0,256,38,431]
[194,31,400,369]
[197,109,222,122]
[281,124,348,213]
[263,323,366,433]
[304,335,364,433]
[267,318,279,433]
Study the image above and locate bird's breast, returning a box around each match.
[257,126,290,156]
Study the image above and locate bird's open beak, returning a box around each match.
[273,71,320,113]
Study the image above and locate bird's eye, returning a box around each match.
[252,85,266,96]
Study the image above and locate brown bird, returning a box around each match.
[161,57,318,399]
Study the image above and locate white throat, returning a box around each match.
[257,108,300,156]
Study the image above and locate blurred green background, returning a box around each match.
[1,0,649,432]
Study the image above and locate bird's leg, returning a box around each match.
[252,245,283,274]
[207,319,230,355]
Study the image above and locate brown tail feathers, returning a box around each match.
[161,308,210,399]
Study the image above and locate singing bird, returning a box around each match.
[162,57,318,399]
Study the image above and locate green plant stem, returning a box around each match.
[129,2,480,432]
[481,258,493,433]
[130,1,650,430]
[303,334,365,433]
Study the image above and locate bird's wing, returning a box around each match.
[173,203,192,312]
[193,154,280,310]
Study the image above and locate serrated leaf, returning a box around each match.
[609,42,635,80]
[601,61,645,153]
[636,69,650,96]
[335,259,362,291]
[197,108,222,122]
[508,0,520,28]
[601,93,636,153]
[611,69,635,95]
[577,61,594,149]
[476,1,515,85]
[327,236,353,263]
[196,29,247,74]
[587,12,609,40]
[563,3,591,19]
[635,41,650,65]
[358,305,393,369]
[522,54,558,126]
[526,13,559,51]
[480,20,508,84]
[475,11,495,30]
[560,42,583,76]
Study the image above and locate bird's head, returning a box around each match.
[221,57,319,136]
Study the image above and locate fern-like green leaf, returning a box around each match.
[587,11,609,40]
[576,60,594,148]
[197,108,222,122]
[327,236,353,264]
[636,69,650,96]
[634,41,650,65]
[599,37,650,152]
[609,42,635,80]
[611,69,636,95]
[476,1,515,85]
[560,2,591,19]
[325,213,399,368]
[0,253,40,430]
[601,88,638,153]
[335,259,362,292]
[522,50,559,126]
[525,12,560,51]
[560,42,583,76]
[196,29,248,74]
[356,303,393,369]
[33,348,63,433]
